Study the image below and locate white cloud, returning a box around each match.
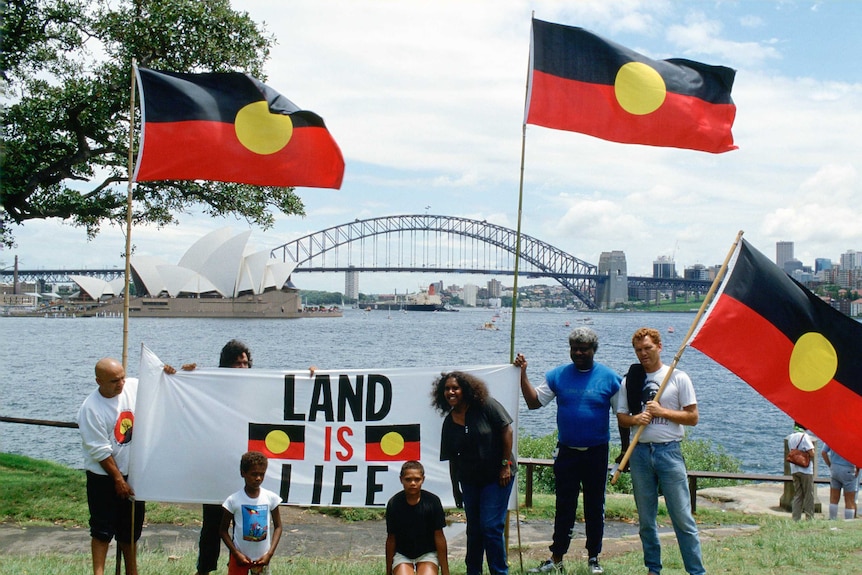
[6,0,861,294]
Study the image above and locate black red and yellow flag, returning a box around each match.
[134,67,344,188]
[365,424,421,462]
[248,423,306,460]
[526,18,737,153]
[690,239,862,465]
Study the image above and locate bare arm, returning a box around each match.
[385,533,397,575]
[617,411,650,429]
[499,424,514,486]
[256,506,282,566]
[220,507,252,567]
[434,529,450,575]
[514,354,541,409]
[97,455,134,499]
[645,402,699,426]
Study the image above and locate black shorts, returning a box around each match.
[86,471,145,543]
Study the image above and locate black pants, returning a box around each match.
[551,443,609,558]
[197,503,224,573]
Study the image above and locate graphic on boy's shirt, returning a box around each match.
[114,411,134,444]
[241,504,269,541]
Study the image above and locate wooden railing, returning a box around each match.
[518,458,831,513]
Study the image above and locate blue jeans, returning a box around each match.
[630,442,705,575]
[461,475,515,575]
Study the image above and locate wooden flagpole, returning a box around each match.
[122,61,137,371]
[506,15,537,574]
[120,60,138,575]
[611,229,744,485]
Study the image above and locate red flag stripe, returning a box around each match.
[527,71,737,153]
[365,441,421,462]
[691,295,862,465]
[136,122,343,188]
[248,438,306,461]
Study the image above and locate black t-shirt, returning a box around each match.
[440,397,514,486]
[385,489,446,559]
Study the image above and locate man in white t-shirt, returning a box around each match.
[617,328,704,575]
[78,357,145,575]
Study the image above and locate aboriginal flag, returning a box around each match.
[134,67,344,188]
[248,423,306,460]
[365,424,421,462]
[526,18,737,153]
[690,239,862,465]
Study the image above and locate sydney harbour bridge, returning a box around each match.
[3,215,711,310]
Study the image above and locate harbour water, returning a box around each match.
[0,308,802,474]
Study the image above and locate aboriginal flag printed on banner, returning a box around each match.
[248,423,306,460]
[526,18,737,153]
[690,239,862,465]
[365,424,421,461]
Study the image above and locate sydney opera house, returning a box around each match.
[71,228,335,318]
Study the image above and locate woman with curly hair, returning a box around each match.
[432,371,515,575]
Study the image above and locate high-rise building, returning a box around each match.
[815,258,832,274]
[462,284,478,307]
[487,278,502,298]
[597,250,627,308]
[776,241,794,269]
[344,266,359,300]
[840,250,860,271]
[653,255,676,279]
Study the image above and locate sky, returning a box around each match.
[3,0,861,294]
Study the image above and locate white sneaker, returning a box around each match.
[527,558,565,573]
[588,556,604,574]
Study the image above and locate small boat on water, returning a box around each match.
[479,321,499,331]
[668,326,675,333]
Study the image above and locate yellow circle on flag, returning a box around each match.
[265,430,291,454]
[235,101,293,155]
[789,332,837,392]
[614,61,666,115]
[380,432,405,456]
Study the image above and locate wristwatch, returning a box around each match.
[502,459,512,467]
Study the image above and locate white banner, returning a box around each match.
[130,344,519,508]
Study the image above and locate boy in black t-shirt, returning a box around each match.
[385,461,450,575]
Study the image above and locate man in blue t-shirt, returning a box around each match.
[515,327,621,575]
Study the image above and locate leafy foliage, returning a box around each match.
[517,431,742,495]
[1,0,306,248]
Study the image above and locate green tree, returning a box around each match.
[1,0,305,248]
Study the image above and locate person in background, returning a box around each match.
[163,340,316,575]
[616,327,705,575]
[514,326,621,575]
[432,371,515,575]
[195,339,252,575]
[785,423,816,521]
[77,357,145,575]
[219,451,283,574]
[385,460,450,575]
[821,443,858,520]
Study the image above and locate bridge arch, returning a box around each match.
[271,214,601,308]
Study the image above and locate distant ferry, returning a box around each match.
[376,284,458,312]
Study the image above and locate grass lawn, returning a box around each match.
[2,453,861,574]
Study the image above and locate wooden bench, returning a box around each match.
[518,458,830,513]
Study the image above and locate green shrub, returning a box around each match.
[517,430,557,494]
[517,431,743,496]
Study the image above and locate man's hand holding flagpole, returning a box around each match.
[611,230,744,485]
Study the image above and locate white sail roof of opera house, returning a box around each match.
[70,228,297,300]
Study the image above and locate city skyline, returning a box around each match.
[3,1,861,294]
